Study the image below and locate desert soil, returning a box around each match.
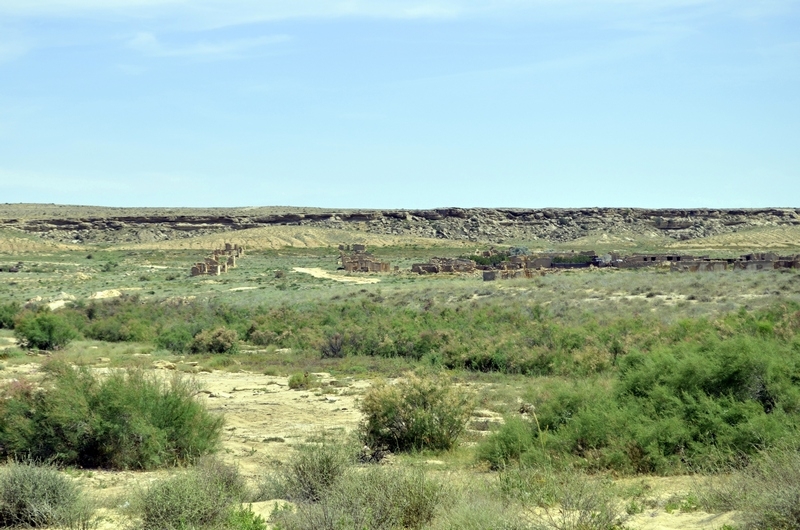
[0,361,738,530]
[293,267,380,284]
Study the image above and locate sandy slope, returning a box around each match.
[667,225,800,250]
[110,225,453,251]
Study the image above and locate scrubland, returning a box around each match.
[0,241,799,529]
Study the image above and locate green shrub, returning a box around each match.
[136,458,246,530]
[359,374,474,452]
[271,467,443,530]
[84,315,151,342]
[227,505,268,530]
[499,334,800,473]
[0,303,19,330]
[524,470,627,530]
[320,333,344,358]
[477,417,536,470]
[287,373,312,390]
[157,325,194,353]
[270,439,355,503]
[13,311,77,350]
[190,327,239,354]
[0,460,93,528]
[701,447,800,530]
[0,360,222,469]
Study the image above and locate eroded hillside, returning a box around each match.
[1,204,799,245]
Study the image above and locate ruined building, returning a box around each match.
[411,257,476,274]
[191,243,245,276]
[338,245,391,273]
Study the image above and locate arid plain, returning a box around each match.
[1,205,799,530]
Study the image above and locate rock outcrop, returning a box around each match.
[1,204,798,245]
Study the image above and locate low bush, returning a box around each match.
[0,460,93,528]
[13,310,77,350]
[527,471,627,530]
[359,374,474,452]
[156,324,194,353]
[0,303,19,330]
[287,373,313,390]
[477,416,536,470]
[701,447,800,529]
[84,315,152,342]
[190,327,239,354]
[265,438,354,503]
[497,467,627,530]
[135,458,246,530]
[0,360,222,469]
[479,334,800,473]
[227,506,268,530]
[320,333,344,358]
[271,466,443,530]
[427,494,530,530]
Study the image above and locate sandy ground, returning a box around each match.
[293,267,380,284]
[668,225,800,250]
[0,362,741,529]
[0,233,78,253]
[112,225,450,251]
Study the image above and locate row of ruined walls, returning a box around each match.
[190,243,245,276]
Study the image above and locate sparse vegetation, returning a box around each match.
[190,327,239,354]
[359,373,474,452]
[13,310,77,350]
[0,303,19,330]
[270,465,444,530]
[134,458,247,530]
[262,438,355,502]
[701,447,800,529]
[0,460,93,528]
[0,230,799,529]
[0,360,222,469]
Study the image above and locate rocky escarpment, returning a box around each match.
[1,205,799,245]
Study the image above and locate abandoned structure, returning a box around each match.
[412,257,476,274]
[190,243,245,276]
[670,253,800,273]
[338,245,391,273]
[614,254,701,268]
[481,250,800,280]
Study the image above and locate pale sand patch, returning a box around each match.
[293,267,380,284]
[89,287,143,300]
[229,286,259,291]
[89,289,122,300]
[46,300,67,311]
[627,510,737,530]
[111,225,453,251]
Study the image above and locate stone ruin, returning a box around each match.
[411,257,476,274]
[191,243,245,276]
[481,249,800,280]
[672,252,800,272]
[338,244,391,273]
[614,253,701,269]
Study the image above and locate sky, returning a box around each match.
[0,0,798,209]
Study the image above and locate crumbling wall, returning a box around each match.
[338,244,391,273]
[190,243,244,276]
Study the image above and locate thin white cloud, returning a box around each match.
[0,36,31,63]
[1,0,794,24]
[126,32,290,58]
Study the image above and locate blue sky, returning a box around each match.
[0,0,798,208]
